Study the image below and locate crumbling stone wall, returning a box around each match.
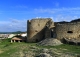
[45,19,54,38]
[27,18,80,43]
[27,18,54,42]
[55,22,80,40]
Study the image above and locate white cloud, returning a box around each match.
[53,15,80,22]
[0,21,10,25]
[33,7,80,22]
[34,8,55,14]
[40,15,80,22]
[0,19,27,32]
[0,16,79,32]
[34,7,80,14]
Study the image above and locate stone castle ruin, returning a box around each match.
[27,18,80,45]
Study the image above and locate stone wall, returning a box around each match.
[55,22,80,40]
[27,18,80,43]
[45,27,51,38]
[27,18,53,42]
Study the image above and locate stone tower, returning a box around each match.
[27,18,54,42]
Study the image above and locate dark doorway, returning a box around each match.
[51,31,53,38]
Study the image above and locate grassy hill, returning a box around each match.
[0,39,80,57]
[0,31,26,34]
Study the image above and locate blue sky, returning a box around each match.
[0,0,80,32]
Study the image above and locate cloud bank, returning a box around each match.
[34,7,80,21]
[0,19,27,32]
[1,7,80,32]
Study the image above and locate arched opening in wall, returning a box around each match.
[67,31,73,33]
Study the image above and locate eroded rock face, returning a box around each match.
[38,38,63,46]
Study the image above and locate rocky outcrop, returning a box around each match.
[38,38,63,46]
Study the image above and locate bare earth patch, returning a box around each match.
[0,50,3,54]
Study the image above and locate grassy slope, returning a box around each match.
[0,39,80,57]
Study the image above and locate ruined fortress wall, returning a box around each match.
[45,20,54,38]
[45,28,51,38]
[27,18,52,42]
[55,22,80,40]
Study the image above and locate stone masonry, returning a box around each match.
[27,18,80,43]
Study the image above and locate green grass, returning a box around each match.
[0,39,80,57]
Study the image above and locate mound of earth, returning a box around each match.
[38,38,63,46]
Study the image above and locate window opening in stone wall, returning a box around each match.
[67,31,73,33]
